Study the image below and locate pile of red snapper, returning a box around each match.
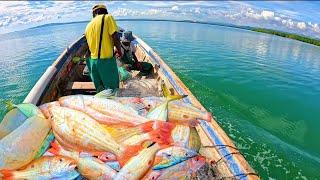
[0,92,212,179]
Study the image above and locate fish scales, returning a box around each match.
[171,125,190,147]
[59,95,149,125]
[50,106,123,156]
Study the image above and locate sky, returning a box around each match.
[0,1,319,38]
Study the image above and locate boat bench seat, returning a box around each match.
[66,82,95,90]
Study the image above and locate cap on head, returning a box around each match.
[92,4,107,12]
[121,31,135,42]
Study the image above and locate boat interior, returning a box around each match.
[25,34,258,179]
[39,41,164,106]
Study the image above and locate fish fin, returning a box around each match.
[153,121,175,133]
[108,127,141,142]
[118,144,143,167]
[107,122,154,142]
[4,101,16,112]
[48,141,62,155]
[0,169,14,180]
[161,83,187,102]
[148,129,172,145]
[49,141,80,160]
[139,121,155,132]
[153,156,162,166]
[130,97,144,103]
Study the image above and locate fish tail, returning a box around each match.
[48,141,80,160]
[161,83,187,103]
[0,169,14,180]
[205,112,212,122]
[48,141,62,155]
[118,144,143,167]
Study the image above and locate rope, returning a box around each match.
[203,144,240,151]
[218,172,260,180]
[202,145,259,179]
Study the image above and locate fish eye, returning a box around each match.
[59,158,63,162]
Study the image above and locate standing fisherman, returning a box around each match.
[85,4,122,92]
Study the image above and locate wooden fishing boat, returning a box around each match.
[23,33,259,179]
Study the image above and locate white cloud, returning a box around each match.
[261,10,274,20]
[0,1,319,38]
[274,16,281,21]
[171,5,179,12]
[194,7,201,14]
[297,22,306,30]
[308,22,320,33]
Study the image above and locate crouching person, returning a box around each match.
[120,31,153,76]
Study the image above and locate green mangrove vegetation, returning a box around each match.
[250,28,320,47]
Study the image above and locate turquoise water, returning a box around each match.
[1,20,320,179]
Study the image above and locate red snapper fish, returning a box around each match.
[0,156,79,180]
[59,95,150,126]
[114,143,166,180]
[49,106,149,166]
[39,101,60,119]
[49,141,117,180]
[143,97,212,126]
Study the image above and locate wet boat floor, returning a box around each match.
[118,75,161,97]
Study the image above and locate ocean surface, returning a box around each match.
[0,20,320,179]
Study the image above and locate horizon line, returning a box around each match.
[1,18,319,42]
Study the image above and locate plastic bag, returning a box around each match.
[118,66,131,81]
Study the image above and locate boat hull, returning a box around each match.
[24,35,258,179]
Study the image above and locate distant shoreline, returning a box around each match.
[117,19,320,47]
[10,18,320,47]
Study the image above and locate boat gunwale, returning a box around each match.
[135,36,258,179]
[23,36,86,105]
[23,34,258,179]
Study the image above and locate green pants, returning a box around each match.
[86,57,119,92]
